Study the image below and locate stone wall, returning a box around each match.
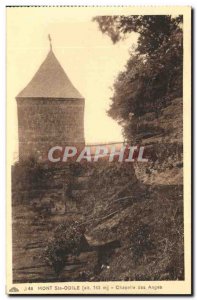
[16,98,85,161]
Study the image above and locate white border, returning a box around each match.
[1,1,194,299]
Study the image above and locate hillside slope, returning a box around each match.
[132,97,183,184]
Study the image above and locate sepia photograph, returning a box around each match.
[6,6,191,295]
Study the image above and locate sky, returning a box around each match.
[7,7,138,162]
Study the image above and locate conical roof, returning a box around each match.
[16,50,83,99]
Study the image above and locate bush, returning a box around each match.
[12,157,45,203]
[44,221,86,274]
[130,224,154,263]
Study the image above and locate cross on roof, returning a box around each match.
[48,34,52,51]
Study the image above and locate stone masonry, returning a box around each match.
[16,49,85,161]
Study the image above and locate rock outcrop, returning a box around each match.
[131,97,183,185]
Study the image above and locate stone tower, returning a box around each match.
[16,45,85,161]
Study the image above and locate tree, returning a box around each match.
[93,15,183,141]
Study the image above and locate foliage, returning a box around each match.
[93,15,183,141]
[44,221,85,274]
[130,224,154,263]
[12,157,44,200]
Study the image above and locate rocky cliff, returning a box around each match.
[132,97,183,185]
[12,157,183,282]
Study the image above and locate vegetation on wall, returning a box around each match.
[44,221,86,274]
